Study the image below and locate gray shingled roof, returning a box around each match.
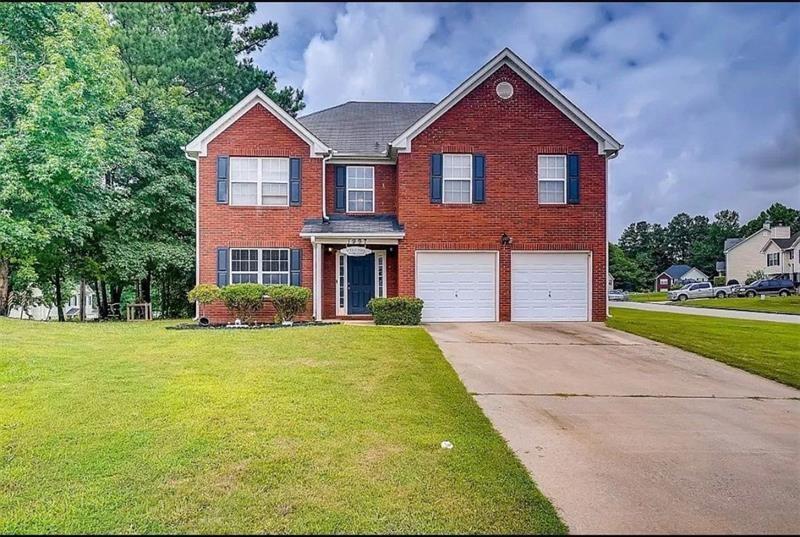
[724,238,742,251]
[772,231,800,249]
[298,102,435,156]
[662,264,692,279]
[301,214,404,235]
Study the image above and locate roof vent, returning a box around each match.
[496,81,514,100]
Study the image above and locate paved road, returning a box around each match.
[427,322,800,534]
[613,300,800,324]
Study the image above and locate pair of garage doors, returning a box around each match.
[416,251,589,322]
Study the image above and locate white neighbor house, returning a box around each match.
[724,223,792,284]
[7,285,98,321]
[762,231,800,283]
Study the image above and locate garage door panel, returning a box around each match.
[417,252,496,322]
[512,252,589,321]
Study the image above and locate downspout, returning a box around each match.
[186,152,200,320]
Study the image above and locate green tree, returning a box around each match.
[740,203,800,237]
[100,2,303,317]
[0,3,141,320]
[609,243,648,291]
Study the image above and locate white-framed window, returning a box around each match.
[230,157,289,206]
[538,155,567,204]
[375,254,385,298]
[659,278,669,285]
[346,166,374,212]
[231,248,290,284]
[787,249,794,260]
[767,252,780,266]
[443,154,472,204]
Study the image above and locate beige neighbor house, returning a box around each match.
[724,223,792,284]
[762,230,800,283]
[7,285,98,321]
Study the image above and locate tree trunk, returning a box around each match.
[79,280,86,322]
[99,280,109,319]
[54,270,64,322]
[0,258,9,316]
[141,273,152,303]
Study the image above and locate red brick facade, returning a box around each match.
[395,65,607,321]
[195,63,609,323]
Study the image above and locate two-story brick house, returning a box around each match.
[184,48,622,323]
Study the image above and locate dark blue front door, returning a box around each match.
[347,254,374,314]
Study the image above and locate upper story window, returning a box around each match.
[231,248,290,284]
[538,155,566,204]
[346,166,374,213]
[443,154,472,204]
[767,252,780,266]
[230,157,289,206]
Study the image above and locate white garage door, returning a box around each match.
[416,252,497,322]
[511,252,589,321]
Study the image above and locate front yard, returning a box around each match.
[0,319,564,534]
[608,307,800,389]
[627,292,668,302]
[675,295,800,315]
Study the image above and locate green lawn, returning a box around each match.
[676,295,800,315]
[608,307,800,389]
[627,292,668,302]
[0,319,564,534]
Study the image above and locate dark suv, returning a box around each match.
[737,278,797,297]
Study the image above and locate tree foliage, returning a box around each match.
[0,2,301,320]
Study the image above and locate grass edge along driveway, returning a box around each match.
[0,319,566,534]
[608,307,800,389]
[676,295,800,315]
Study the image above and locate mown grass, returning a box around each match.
[627,292,668,302]
[0,318,564,534]
[608,307,800,389]
[677,295,800,315]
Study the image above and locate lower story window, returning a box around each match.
[376,255,385,298]
[767,252,780,267]
[231,248,290,284]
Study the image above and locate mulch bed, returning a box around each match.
[167,321,339,330]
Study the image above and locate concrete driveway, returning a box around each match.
[426,322,800,534]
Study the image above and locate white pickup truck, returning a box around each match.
[667,281,740,302]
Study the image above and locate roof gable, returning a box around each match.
[761,231,800,252]
[724,227,770,254]
[663,264,692,279]
[184,89,329,158]
[390,48,622,156]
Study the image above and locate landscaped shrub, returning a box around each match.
[368,296,424,325]
[712,276,726,286]
[266,285,311,322]
[745,270,766,285]
[219,283,267,323]
[187,284,220,323]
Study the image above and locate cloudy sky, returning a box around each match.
[251,2,800,239]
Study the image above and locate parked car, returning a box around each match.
[608,289,629,301]
[668,281,739,302]
[736,278,797,298]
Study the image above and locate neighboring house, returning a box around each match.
[608,272,615,290]
[184,48,622,323]
[724,223,792,284]
[761,230,800,283]
[655,265,709,292]
[7,286,98,321]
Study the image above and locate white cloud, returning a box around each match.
[301,3,438,111]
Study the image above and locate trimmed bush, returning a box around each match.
[266,285,311,322]
[187,284,220,321]
[368,296,424,325]
[219,283,267,323]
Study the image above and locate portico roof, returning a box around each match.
[300,214,405,238]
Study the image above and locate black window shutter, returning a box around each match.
[430,154,443,203]
[290,249,302,286]
[473,154,485,203]
[289,158,302,206]
[216,247,229,287]
[335,166,346,212]
[567,154,580,204]
[216,155,229,203]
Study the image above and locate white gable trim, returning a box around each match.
[724,228,769,254]
[184,89,330,158]
[390,48,622,157]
